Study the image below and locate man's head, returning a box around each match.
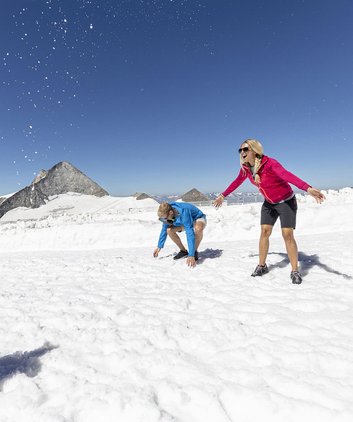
[158,203,175,224]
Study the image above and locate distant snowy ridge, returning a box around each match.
[0,188,352,253]
[0,161,108,218]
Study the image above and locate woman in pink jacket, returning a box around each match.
[213,139,325,284]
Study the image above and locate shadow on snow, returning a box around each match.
[198,248,223,262]
[159,248,223,262]
[0,342,58,389]
[261,251,353,279]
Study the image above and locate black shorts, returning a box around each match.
[260,196,298,228]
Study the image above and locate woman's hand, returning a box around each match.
[307,187,326,204]
[213,194,224,208]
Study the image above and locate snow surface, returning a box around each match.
[1,189,353,421]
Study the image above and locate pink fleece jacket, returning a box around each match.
[222,156,311,204]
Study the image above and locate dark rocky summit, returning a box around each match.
[0,161,108,218]
[181,188,210,203]
[132,192,152,200]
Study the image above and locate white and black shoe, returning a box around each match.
[251,264,269,277]
[290,271,302,284]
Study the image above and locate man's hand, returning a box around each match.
[213,195,224,209]
[153,248,161,257]
[307,187,326,204]
[186,256,196,267]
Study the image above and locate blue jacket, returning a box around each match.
[157,202,206,257]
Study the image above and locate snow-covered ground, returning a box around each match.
[1,188,353,422]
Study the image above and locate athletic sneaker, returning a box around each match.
[194,251,199,261]
[251,264,269,277]
[290,271,302,284]
[173,250,188,260]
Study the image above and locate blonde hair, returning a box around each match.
[240,138,264,184]
[157,202,172,217]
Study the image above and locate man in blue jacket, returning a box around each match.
[153,202,207,267]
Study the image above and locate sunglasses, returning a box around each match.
[159,217,175,224]
[238,147,250,154]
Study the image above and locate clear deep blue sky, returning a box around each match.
[1,0,352,195]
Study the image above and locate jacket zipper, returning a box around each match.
[253,158,273,203]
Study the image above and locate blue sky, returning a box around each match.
[1,0,352,196]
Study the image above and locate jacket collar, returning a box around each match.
[242,155,269,173]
